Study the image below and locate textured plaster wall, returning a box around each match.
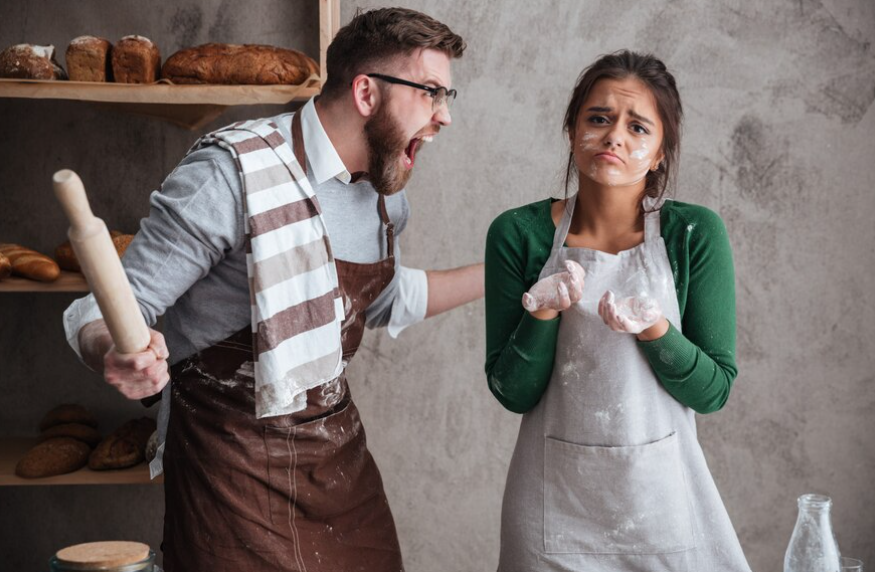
[1,1,873,571]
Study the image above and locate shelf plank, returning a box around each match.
[0,271,88,293]
[0,78,321,106]
[0,79,321,129]
[0,437,161,486]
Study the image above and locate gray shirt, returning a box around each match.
[64,103,428,365]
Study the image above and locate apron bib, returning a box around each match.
[161,112,404,572]
[498,194,750,572]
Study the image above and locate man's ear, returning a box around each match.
[351,74,380,118]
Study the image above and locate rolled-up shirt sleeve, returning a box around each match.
[363,254,429,338]
[62,148,243,362]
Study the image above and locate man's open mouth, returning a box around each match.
[403,135,434,168]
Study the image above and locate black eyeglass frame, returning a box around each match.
[365,73,457,110]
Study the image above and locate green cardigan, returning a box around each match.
[484,198,738,415]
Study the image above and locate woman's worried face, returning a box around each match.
[571,77,665,189]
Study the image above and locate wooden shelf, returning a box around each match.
[0,78,321,106]
[0,271,88,293]
[0,0,340,129]
[0,437,161,486]
[0,79,321,130]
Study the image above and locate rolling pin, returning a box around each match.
[53,169,150,354]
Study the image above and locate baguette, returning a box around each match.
[0,243,60,282]
[0,252,11,280]
[161,43,319,85]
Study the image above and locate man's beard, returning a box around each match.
[364,103,413,196]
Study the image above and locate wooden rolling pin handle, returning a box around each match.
[53,170,151,355]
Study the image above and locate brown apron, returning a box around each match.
[161,112,403,572]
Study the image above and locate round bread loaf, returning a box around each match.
[15,437,91,478]
[55,233,134,272]
[39,404,98,432]
[0,44,67,80]
[89,417,157,470]
[38,422,102,448]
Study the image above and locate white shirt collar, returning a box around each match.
[299,97,353,185]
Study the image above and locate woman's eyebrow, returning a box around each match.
[629,110,654,126]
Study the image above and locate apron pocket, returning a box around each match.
[543,431,695,555]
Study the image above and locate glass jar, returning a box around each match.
[784,494,842,572]
[49,541,160,572]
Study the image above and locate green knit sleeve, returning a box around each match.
[638,205,738,414]
[484,205,560,413]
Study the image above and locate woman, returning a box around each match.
[484,51,751,571]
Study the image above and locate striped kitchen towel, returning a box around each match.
[192,114,344,418]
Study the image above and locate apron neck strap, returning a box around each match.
[377,194,395,255]
[642,196,663,243]
[552,193,577,253]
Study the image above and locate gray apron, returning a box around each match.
[497,194,751,572]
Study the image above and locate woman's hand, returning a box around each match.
[522,260,586,319]
[598,290,666,337]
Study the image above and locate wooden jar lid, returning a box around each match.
[55,541,151,567]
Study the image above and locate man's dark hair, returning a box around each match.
[321,7,466,101]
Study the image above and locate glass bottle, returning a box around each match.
[784,494,842,572]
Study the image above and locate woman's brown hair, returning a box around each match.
[563,50,683,203]
[321,7,466,101]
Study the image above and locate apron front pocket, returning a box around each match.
[543,431,695,555]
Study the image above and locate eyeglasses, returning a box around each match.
[366,73,457,111]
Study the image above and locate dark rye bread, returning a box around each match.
[38,423,102,448]
[89,417,157,470]
[15,437,90,478]
[39,404,98,432]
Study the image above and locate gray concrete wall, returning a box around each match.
[1,1,873,571]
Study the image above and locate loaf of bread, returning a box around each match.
[111,35,160,83]
[66,36,112,82]
[15,437,91,478]
[55,232,134,272]
[0,252,11,281]
[89,417,157,470]
[161,43,319,85]
[0,243,61,282]
[0,44,67,80]
[39,404,98,432]
[38,423,102,448]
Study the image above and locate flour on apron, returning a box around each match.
[498,194,751,572]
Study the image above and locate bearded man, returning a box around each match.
[62,8,480,571]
